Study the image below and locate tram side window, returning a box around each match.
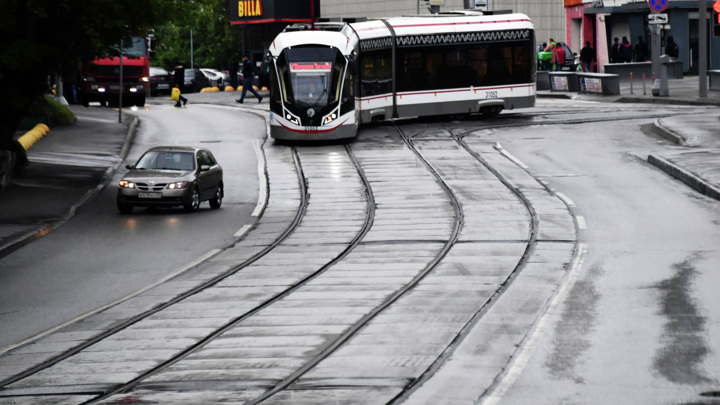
[361,48,392,97]
[269,62,282,115]
[397,40,533,92]
[341,69,354,115]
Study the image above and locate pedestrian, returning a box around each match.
[633,36,648,62]
[172,63,188,107]
[580,41,596,72]
[170,85,187,108]
[619,36,633,63]
[229,55,239,90]
[553,42,566,71]
[665,36,679,60]
[610,37,620,63]
[236,53,262,104]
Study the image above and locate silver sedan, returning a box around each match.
[116,146,223,213]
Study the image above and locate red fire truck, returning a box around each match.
[79,36,150,107]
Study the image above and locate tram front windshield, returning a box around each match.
[281,47,344,108]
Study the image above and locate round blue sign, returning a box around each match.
[649,0,668,12]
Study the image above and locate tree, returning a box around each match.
[151,1,244,72]
[0,0,185,146]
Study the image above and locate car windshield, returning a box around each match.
[150,67,168,76]
[185,70,195,77]
[135,151,195,171]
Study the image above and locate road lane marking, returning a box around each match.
[555,192,576,207]
[481,243,588,405]
[234,224,252,238]
[495,142,529,170]
[252,138,267,217]
[577,215,587,230]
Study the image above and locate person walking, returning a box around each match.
[172,63,188,107]
[580,41,596,72]
[236,53,262,104]
[665,36,679,60]
[610,37,620,63]
[619,36,633,63]
[228,55,239,90]
[633,36,648,62]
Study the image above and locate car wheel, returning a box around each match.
[184,187,200,212]
[117,198,134,214]
[209,183,223,209]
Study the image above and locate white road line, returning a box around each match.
[234,224,252,238]
[481,243,588,405]
[252,138,267,217]
[0,249,221,356]
[495,142,529,170]
[576,215,587,230]
[555,192,576,207]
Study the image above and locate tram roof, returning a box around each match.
[351,13,534,41]
[269,12,533,56]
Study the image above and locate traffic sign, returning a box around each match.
[648,0,668,12]
[647,13,668,24]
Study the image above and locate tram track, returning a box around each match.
[0,118,578,404]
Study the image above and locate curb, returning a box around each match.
[651,118,688,146]
[0,117,140,260]
[647,154,720,201]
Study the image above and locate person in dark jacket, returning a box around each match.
[236,54,262,104]
[228,56,239,89]
[633,36,648,62]
[610,37,620,63]
[619,36,633,63]
[173,62,188,107]
[664,36,679,60]
[580,41,596,72]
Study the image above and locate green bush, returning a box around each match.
[23,95,76,128]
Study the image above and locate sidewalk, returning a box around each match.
[0,79,718,258]
[539,75,720,201]
[0,105,136,258]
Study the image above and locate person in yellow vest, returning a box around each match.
[171,85,187,108]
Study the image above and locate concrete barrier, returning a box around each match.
[537,71,550,91]
[604,61,683,80]
[710,70,720,91]
[548,72,579,92]
[577,72,620,95]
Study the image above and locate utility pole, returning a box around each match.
[699,0,708,98]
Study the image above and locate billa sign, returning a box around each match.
[230,0,321,25]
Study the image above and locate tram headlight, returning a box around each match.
[322,113,337,125]
[284,111,301,125]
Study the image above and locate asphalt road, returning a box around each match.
[0,103,265,349]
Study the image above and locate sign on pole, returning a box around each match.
[648,0,668,12]
[647,13,669,23]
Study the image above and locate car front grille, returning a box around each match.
[136,183,167,191]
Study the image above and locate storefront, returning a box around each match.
[229,0,322,63]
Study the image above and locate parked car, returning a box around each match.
[200,68,230,88]
[149,67,173,96]
[117,146,224,213]
[175,69,211,93]
[537,43,579,72]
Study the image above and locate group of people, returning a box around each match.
[539,39,567,71]
[610,35,679,64]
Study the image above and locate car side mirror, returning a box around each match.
[200,164,211,172]
[125,164,134,170]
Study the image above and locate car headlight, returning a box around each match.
[119,180,135,188]
[167,181,188,190]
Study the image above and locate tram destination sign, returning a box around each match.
[648,13,669,24]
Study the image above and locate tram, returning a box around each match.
[268,11,536,141]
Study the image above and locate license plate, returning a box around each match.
[138,192,161,199]
[158,84,170,89]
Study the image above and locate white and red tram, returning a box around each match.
[267,11,536,141]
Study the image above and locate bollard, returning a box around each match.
[630,72,633,94]
[642,73,646,95]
